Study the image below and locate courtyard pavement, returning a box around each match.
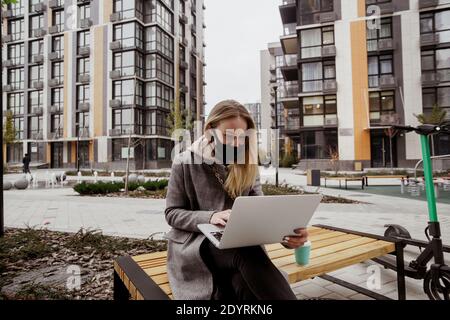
[3,167,450,300]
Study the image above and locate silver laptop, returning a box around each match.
[198,194,322,249]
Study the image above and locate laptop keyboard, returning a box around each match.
[211,231,224,242]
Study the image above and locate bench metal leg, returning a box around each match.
[395,242,407,300]
[114,268,131,300]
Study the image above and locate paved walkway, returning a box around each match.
[4,167,450,300]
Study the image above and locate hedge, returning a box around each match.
[73,179,169,195]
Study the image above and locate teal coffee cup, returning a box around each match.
[295,241,311,266]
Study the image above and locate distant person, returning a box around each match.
[22,153,31,174]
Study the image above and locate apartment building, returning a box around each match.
[2,0,206,170]
[261,0,450,170]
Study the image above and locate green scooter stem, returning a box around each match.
[420,134,438,223]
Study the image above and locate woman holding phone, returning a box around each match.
[164,100,308,300]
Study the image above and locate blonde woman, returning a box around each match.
[164,100,308,300]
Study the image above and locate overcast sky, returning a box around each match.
[204,0,283,116]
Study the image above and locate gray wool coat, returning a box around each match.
[164,150,265,300]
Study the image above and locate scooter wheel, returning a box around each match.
[424,268,450,300]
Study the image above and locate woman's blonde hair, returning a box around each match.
[205,100,258,199]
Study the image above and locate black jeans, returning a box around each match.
[199,239,297,300]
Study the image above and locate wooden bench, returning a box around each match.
[324,177,365,190]
[364,175,409,187]
[114,225,407,300]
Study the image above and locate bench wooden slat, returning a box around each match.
[118,227,396,300]
[280,240,395,283]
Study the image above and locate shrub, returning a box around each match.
[143,179,169,191]
[280,153,298,168]
[73,181,124,195]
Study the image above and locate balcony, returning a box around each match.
[32,106,43,116]
[78,102,90,112]
[78,128,90,138]
[48,25,60,34]
[180,60,188,69]
[270,64,276,74]
[281,34,298,55]
[109,41,122,51]
[3,9,13,19]
[379,75,397,89]
[321,45,337,57]
[419,0,438,9]
[48,78,61,88]
[49,105,61,114]
[49,0,64,9]
[281,55,298,81]
[324,115,338,127]
[33,81,44,90]
[420,33,439,47]
[283,23,296,36]
[319,12,337,23]
[179,14,188,24]
[191,25,197,34]
[279,83,299,108]
[323,80,338,94]
[110,12,123,22]
[3,85,13,92]
[80,18,93,29]
[32,54,44,64]
[51,130,63,140]
[279,0,296,25]
[378,38,395,51]
[421,72,440,87]
[181,37,188,47]
[2,35,12,43]
[31,131,44,140]
[109,129,122,137]
[33,3,46,13]
[2,59,14,68]
[49,51,62,61]
[33,28,47,38]
[180,85,188,94]
[378,113,400,126]
[78,74,90,83]
[366,0,394,15]
[109,99,122,108]
[78,46,90,56]
[109,70,122,79]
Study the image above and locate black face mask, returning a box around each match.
[212,132,244,165]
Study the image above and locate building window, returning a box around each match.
[51,114,64,137]
[7,143,23,163]
[28,116,43,139]
[7,93,24,116]
[78,3,91,23]
[299,0,334,25]
[368,54,393,88]
[113,0,144,20]
[145,53,174,84]
[302,95,337,127]
[148,0,174,34]
[29,64,44,88]
[113,108,134,134]
[7,19,24,41]
[29,40,43,63]
[369,91,396,122]
[52,35,64,58]
[7,0,24,16]
[52,9,65,33]
[145,26,174,59]
[28,90,43,113]
[113,50,144,77]
[77,57,90,80]
[300,26,334,59]
[145,81,173,109]
[420,10,450,44]
[29,14,44,37]
[7,68,24,90]
[367,18,392,51]
[52,61,64,84]
[421,49,450,83]
[77,85,90,106]
[8,43,24,65]
[301,61,335,92]
[114,22,144,49]
[51,87,64,111]
[112,139,128,161]
[300,130,337,160]
[113,80,144,107]
[422,86,450,115]
[77,30,90,53]
[13,118,24,140]
[144,111,169,136]
[76,112,89,136]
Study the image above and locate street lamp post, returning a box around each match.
[273,85,279,188]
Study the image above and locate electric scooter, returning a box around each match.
[374,124,450,300]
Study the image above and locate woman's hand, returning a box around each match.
[281,228,308,249]
[209,210,231,227]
